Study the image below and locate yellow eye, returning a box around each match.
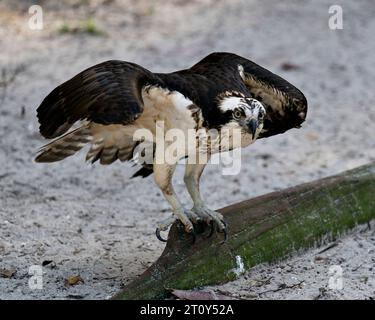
[258,112,265,120]
[233,109,242,119]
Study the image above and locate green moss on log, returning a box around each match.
[113,162,375,300]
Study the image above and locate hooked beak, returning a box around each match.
[247,119,258,140]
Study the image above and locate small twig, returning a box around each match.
[317,242,339,254]
[259,281,305,296]
[352,263,364,272]
[249,276,273,288]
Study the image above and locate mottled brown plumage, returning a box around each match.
[35,52,308,241]
[37,52,307,142]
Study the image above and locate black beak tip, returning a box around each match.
[248,119,258,139]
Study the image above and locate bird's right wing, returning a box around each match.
[37,60,164,139]
[35,61,195,168]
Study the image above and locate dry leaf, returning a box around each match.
[65,275,84,287]
[0,269,15,278]
[314,255,327,262]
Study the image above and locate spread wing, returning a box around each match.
[37,60,163,138]
[190,52,308,138]
[35,61,193,170]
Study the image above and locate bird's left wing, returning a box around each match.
[191,52,308,139]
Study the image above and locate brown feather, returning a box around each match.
[35,126,91,162]
[37,61,163,139]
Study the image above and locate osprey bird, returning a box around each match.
[35,52,307,242]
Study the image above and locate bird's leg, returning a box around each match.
[184,162,227,235]
[154,162,197,241]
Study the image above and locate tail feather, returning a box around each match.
[35,122,154,179]
[85,137,138,165]
[85,138,104,163]
[98,146,119,165]
[35,126,91,163]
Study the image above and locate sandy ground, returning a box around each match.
[0,0,374,299]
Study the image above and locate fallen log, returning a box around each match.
[113,162,375,300]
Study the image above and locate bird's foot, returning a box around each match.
[155,215,175,242]
[191,205,227,241]
[155,207,227,243]
[155,210,196,242]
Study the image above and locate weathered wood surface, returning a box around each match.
[113,162,375,300]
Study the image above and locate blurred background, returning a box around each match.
[0,0,374,299]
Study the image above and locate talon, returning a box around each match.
[185,224,194,234]
[195,217,202,224]
[220,227,228,244]
[215,218,226,232]
[155,228,168,242]
[206,220,214,238]
[221,219,227,228]
[183,224,196,244]
[219,220,228,243]
[185,210,200,225]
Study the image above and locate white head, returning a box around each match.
[218,96,266,140]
